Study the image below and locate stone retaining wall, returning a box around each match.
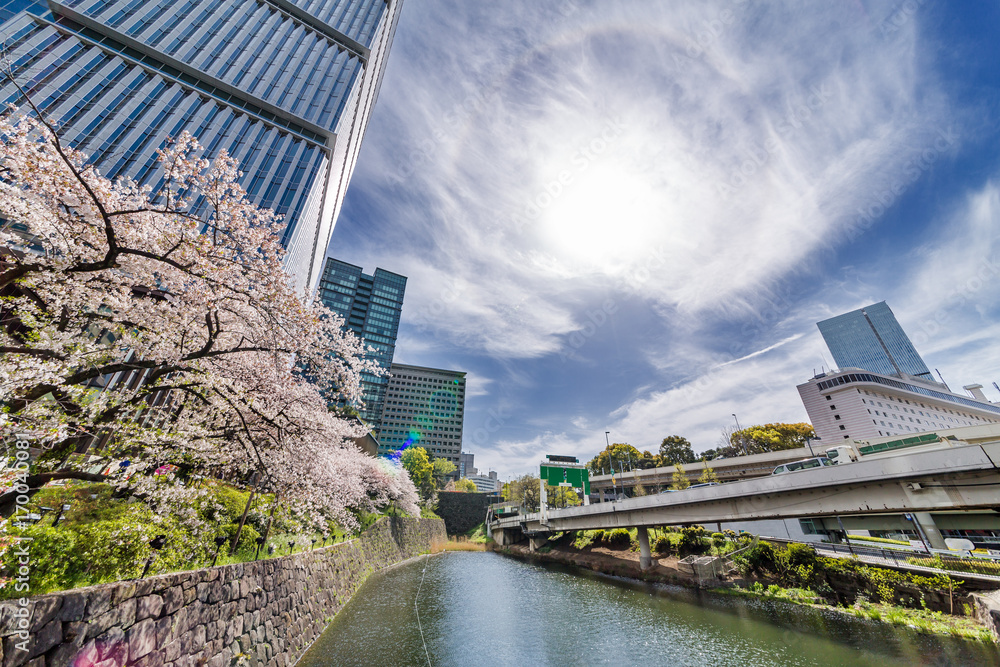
[0,517,445,667]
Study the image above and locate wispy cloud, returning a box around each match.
[329,1,999,476]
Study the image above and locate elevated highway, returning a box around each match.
[491,440,1000,569]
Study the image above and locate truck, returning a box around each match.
[825,432,962,464]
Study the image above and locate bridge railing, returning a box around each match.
[782,540,1000,581]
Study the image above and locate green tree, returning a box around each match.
[546,484,582,508]
[587,443,642,475]
[400,447,434,499]
[698,459,720,484]
[454,478,477,493]
[659,436,696,465]
[670,463,690,490]
[729,422,815,455]
[504,474,541,511]
[432,458,457,489]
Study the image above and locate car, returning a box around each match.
[688,482,719,488]
[771,457,835,475]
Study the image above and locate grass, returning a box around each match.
[905,556,1000,576]
[721,583,996,643]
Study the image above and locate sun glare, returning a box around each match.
[540,164,665,268]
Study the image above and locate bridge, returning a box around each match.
[490,439,1000,570]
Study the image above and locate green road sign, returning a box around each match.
[539,465,590,495]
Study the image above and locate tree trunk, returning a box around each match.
[0,469,107,517]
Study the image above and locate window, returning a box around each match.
[839,425,846,430]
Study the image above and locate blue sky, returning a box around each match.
[326,0,1000,477]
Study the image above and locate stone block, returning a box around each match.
[61,621,88,647]
[161,588,183,616]
[127,618,157,662]
[26,619,60,660]
[136,595,164,622]
[154,615,173,647]
[182,587,196,606]
[163,638,181,663]
[87,589,113,618]
[57,593,87,623]
[116,597,137,630]
[26,597,61,634]
[112,581,137,606]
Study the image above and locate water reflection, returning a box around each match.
[298,552,999,666]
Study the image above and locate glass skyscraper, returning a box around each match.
[817,301,933,380]
[0,0,402,292]
[317,257,405,424]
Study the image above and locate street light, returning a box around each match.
[805,435,821,457]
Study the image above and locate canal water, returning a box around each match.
[298,551,999,666]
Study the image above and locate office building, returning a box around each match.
[0,0,402,292]
[800,302,1000,442]
[816,301,933,381]
[459,452,476,478]
[317,258,405,424]
[379,363,466,461]
[466,471,500,494]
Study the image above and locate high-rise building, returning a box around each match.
[817,301,933,380]
[459,452,476,478]
[317,258,405,424]
[800,302,1000,442]
[379,363,466,461]
[0,0,402,292]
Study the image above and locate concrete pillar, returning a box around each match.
[913,512,947,550]
[494,528,505,546]
[637,526,652,571]
[529,535,547,552]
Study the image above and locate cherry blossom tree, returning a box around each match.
[0,102,418,525]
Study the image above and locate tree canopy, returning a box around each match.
[659,435,696,465]
[400,447,434,499]
[588,443,642,474]
[0,108,417,527]
[728,423,816,456]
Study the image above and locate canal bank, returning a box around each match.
[0,516,444,667]
[490,537,1000,644]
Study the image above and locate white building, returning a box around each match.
[797,368,1000,443]
[466,472,500,493]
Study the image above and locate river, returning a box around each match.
[298,551,1000,666]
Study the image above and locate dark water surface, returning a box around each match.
[298,551,1000,666]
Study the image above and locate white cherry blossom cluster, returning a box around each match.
[0,107,418,524]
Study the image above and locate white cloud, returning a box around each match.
[341,0,951,362]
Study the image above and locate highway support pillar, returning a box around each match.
[913,512,947,550]
[637,526,652,571]
[529,535,548,552]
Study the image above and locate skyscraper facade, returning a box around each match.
[0,0,402,292]
[316,257,405,424]
[379,363,466,461]
[817,301,932,380]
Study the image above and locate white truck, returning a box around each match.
[825,432,963,464]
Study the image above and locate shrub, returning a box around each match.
[711,532,726,548]
[605,529,632,549]
[678,526,707,554]
[785,543,816,568]
[0,526,84,597]
[653,535,672,554]
[221,523,262,555]
[737,541,779,575]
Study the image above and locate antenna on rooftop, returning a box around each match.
[935,369,950,391]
